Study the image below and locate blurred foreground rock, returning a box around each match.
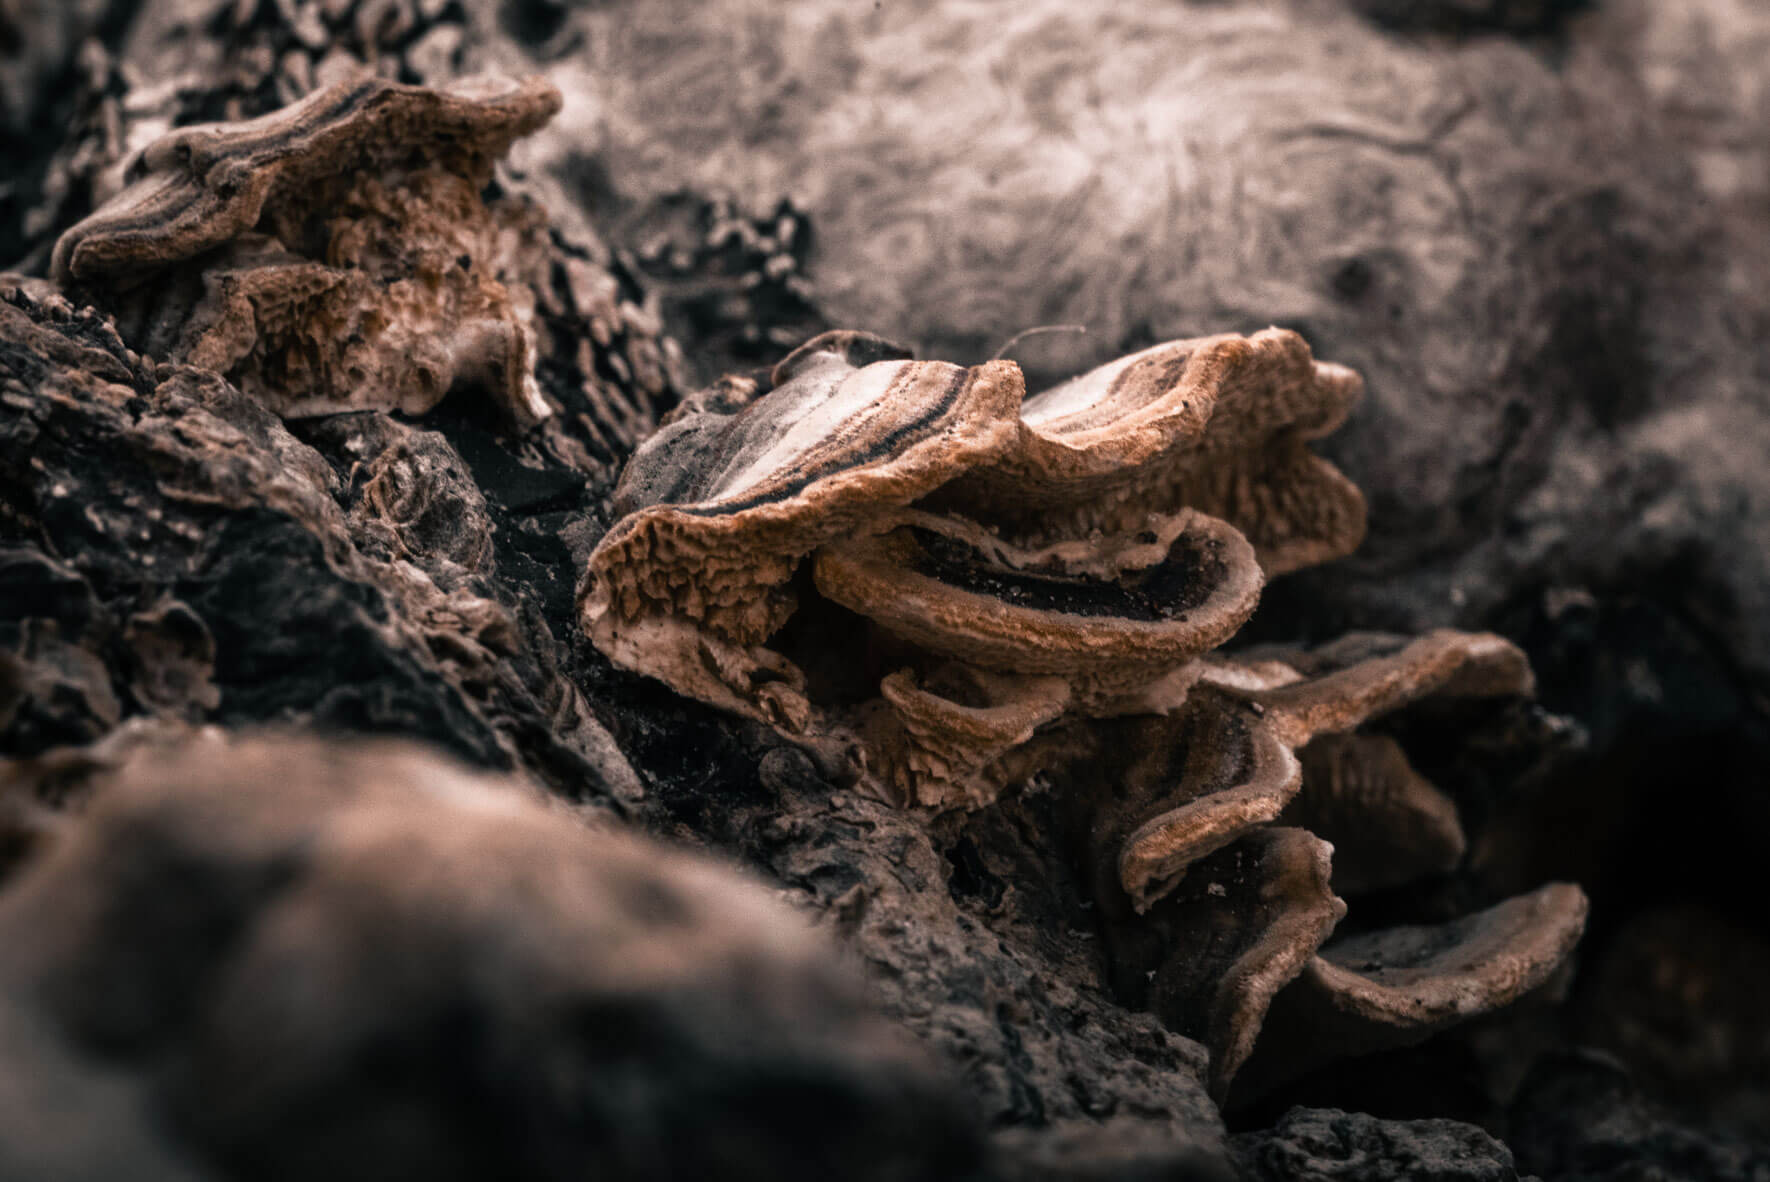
[0,733,981,1181]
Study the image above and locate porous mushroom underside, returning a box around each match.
[583,326,1588,1100]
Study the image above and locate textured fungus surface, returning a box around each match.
[52,74,564,425]
[814,507,1260,684]
[584,312,1586,1106]
[583,324,1366,810]
[1030,629,1581,1102]
[1237,882,1591,1102]
[939,328,1367,575]
[582,329,1024,729]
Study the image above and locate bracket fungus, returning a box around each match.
[583,326,1587,1103]
[932,328,1368,574]
[1233,882,1590,1101]
[583,330,1024,729]
[50,74,563,425]
[581,325,1351,755]
[1066,629,1578,1102]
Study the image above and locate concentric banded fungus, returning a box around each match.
[584,325,1584,1105]
[580,330,1023,727]
[583,326,1359,789]
[50,74,562,424]
[936,328,1367,574]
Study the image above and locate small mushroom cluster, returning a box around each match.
[51,74,564,426]
[582,328,1587,1101]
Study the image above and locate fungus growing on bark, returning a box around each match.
[584,325,1586,1103]
[582,325,1355,778]
[50,75,563,425]
[1076,630,1580,1101]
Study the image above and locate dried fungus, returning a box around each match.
[585,325,1587,1104]
[1234,882,1590,1102]
[51,74,563,425]
[813,507,1260,688]
[582,330,1024,729]
[1072,629,1574,1101]
[935,328,1368,574]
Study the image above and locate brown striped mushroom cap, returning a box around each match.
[936,328,1367,575]
[581,331,1023,729]
[50,75,563,425]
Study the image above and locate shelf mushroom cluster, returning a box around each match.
[583,327,1588,1101]
[52,74,563,425]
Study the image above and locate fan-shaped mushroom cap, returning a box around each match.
[1204,629,1534,748]
[1099,827,1346,1103]
[582,331,1023,727]
[50,75,562,426]
[939,328,1366,574]
[1232,882,1589,1102]
[813,507,1262,688]
[53,75,560,283]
